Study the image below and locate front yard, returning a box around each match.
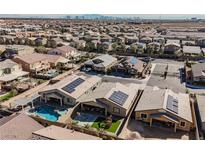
[91,117,121,133]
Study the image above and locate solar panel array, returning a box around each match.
[62,78,85,93]
[109,91,129,106]
[166,95,178,114]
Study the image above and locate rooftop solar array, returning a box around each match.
[62,78,85,93]
[166,95,178,114]
[109,91,129,106]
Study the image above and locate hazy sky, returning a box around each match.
[0,14,205,19]
[1,0,205,16]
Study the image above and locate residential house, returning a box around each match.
[39,75,102,106]
[60,33,73,41]
[71,38,86,49]
[48,45,79,59]
[140,37,152,44]
[195,38,205,47]
[164,42,181,54]
[182,40,195,46]
[153,37,165,45]
[84,54,117,72]
[166,39,181,44]
[182,46,202,56]
[124,36,139,45]
[79,82,139,117]
[195,95,205,134]
[113,56,148,76]
[35,37,47,46]
[147,42,161,53]
[190,63,205,83]
[13,53,50,74]
[0,59,29,88]
[100,35,112,43]
[98,42,113,52]
[4,36,15,44]
[114,37,125,44]
[0,36,6,44]
[45,54,69,68]
[25,37,36,46]
[132,42,146,53]
[1,45,34,58]
[0,113,44,140]
[91,40,100,49]
[32,125,101,140]
[135,86,194,132]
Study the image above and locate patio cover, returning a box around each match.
[150,113,179,124]
[13,94,40,107]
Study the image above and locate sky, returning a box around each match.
[0,14,205,20]
[0,0,205,18]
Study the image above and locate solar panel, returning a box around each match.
[166,95,178,114]
[62,78,85,93]
[109,91,129,106]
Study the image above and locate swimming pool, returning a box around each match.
[30,106,67,122]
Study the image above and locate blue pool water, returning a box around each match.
[33,106,61,122]
[130,57,137,65]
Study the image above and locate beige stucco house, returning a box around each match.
[84,54,117,72]
[78,82,139,117]
[13,53,50,74]
[135,86,194,132]
[38,75,102,106]
[0,59,29,87]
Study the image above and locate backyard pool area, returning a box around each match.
[28,105,68,122]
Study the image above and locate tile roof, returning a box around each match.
[13,53,48,64]
[0,59,18,70]
[135,86,192,122]
[191,63,205,78]
[196,95,205,123]
[0,113,44,140]
[183,46,201,54]
[32,125,101,140]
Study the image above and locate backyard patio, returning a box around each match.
[73,111,122,134]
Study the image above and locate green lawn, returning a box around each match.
[0,92,14,102]
[91,117,121,133]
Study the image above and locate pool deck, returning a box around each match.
[57,108,74,124]
[25,104,74,124]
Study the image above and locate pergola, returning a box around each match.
[13,94,40,111]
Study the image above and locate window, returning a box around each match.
[180,121,186,127]
[67,98,70,102]
[113,107,120,114]
[141,113,147,119]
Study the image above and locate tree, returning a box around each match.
[111,43,118,52]
[130,44,137,53]
[97,44,107,53]
[35,46,48,54]
[116,43,126,52]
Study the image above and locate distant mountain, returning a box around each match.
[0,14,204,20]
[67,14,119,20]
